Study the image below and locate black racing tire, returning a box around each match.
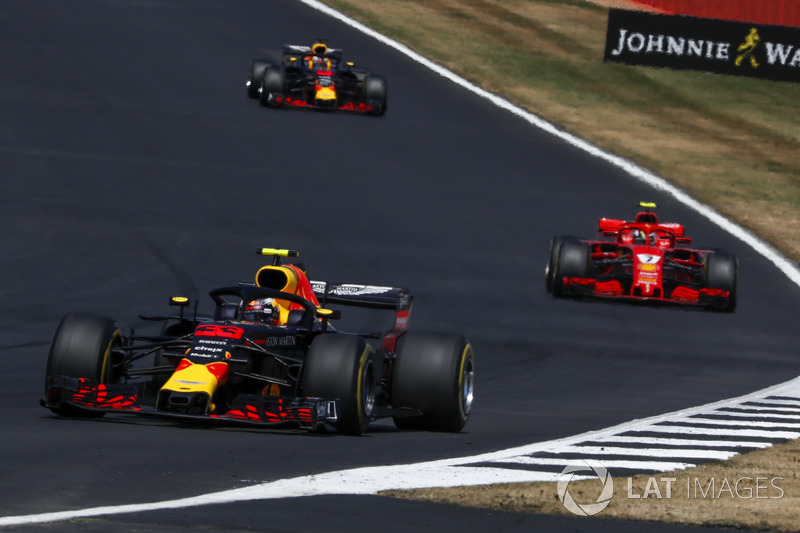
[705,252,738,312]
[546,235,581,293]
[391,332,475,432]
[551,239,590,297]
[247,59,270,99]
[364,74,387,116]
[303,334,375,436]
[259,66,285,108]
[45,313,123,417]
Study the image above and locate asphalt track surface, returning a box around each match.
[1,1,797,531]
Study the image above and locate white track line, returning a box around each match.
[644,425,800,439]
[588,435,771,448]
[4,1,800,527]
[686,417,800,428]
[494,457,696,471]
[738,404,800,412]
[563,445,738,460]
[703,410,800,420]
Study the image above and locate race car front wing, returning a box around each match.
[41,376,339,432]
[562,277,731,307]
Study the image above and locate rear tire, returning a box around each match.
[303,334,375,435]
[706,252,737,312]
[259,67,285,108]
[391,332,474,432]
[551,239,590,297]
[364,75,387,116]
[247,59,269,99]
[45,313,123,417]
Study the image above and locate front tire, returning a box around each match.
[546,235,580,293]
[247,59,269,99]
[706,252,738,312]
[45,313,123,417]
[551,239,590,297]
[259,67,285,108]
[391,332,474,432]
[303,334,375,435]
[364,75,387,116]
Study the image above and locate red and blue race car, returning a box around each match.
[42,249,474,434]
[546,203,737,311]
[247,42,387,115]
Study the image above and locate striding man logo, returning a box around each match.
[735,28,760,68]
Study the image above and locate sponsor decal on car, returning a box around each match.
[263,336,296,347]
[330,284,392,296]
[637,254,662,264]
[195,324,245,339]
[311,281,327,293]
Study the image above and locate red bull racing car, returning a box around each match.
[545,203,737,311]
[42,249,474,435]
[246,42,387,116]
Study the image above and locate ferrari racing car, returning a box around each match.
[545,203,737,311]
[42,249,474,434]
[246,42,387,116]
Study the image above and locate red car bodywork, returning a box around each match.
[547,207,737,311]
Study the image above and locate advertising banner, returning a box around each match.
[604,9,800,83]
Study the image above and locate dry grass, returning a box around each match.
[382,439,800,531]
[320,0,800,529]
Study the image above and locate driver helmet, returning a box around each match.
[312,42,328,55]
[244,298,279,323]
[632,229,647,244]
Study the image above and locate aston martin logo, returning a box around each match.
[330,284,391,296]
[735,28,760,69]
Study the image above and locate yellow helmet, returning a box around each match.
[312,42,327,55]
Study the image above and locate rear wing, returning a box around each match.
[310,281,412,311]
[311,281,412,352]
[282,45,344,61]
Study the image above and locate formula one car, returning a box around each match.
[42,249,474,434]
[545,203,737,311]
[246,42,387,116]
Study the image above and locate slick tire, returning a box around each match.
[304,334,375,436]
[45,313,123,417]
[259,66,285,108]
[551,239,590,297]
[364,74,387,116]
[391,332,474,432]
[705,252,738,312]
[247,59,270,99]
[546,235,580,293]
